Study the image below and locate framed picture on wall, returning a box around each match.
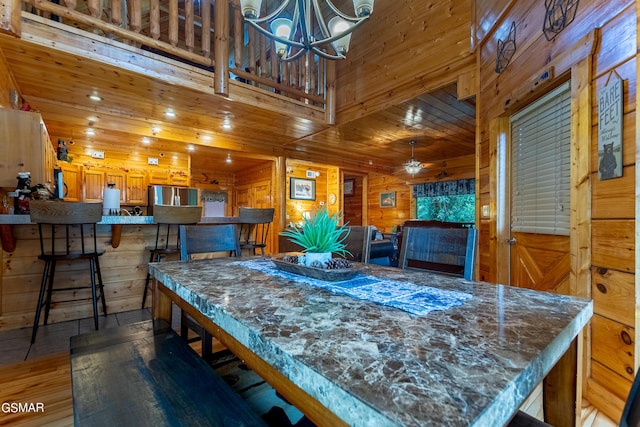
[380,191,396,208]
[290,178,316,200]
[344,179,355,196]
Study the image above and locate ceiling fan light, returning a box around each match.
[239,0,262,19]
[329,17,353,56]
[353,0,374,17]
[271,17,293,57]
[404,140,422,175]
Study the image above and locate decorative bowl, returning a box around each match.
[271,256,361,282]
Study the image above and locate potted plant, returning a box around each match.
[280,206,351,267]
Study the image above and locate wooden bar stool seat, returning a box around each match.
[141,205,202,309]
[29,201,106,343]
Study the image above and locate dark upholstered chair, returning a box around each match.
[341,225,372,263]
[398,226,478,280]
[238,207,275,255]
[30,201,106,343]
[141,204,202,309]
[179,223,241,361]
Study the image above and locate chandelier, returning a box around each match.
[404,140,422,175]
[238,0,375,61]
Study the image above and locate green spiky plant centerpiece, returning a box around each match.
[280,206,353,269]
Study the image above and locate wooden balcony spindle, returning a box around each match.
[0,0,22,36]
[169,0,178,47]
[248,26,256,80]
[270,39,278,83]
[111,0,122,26]
[325,60,336,125]
[129,0,141,33]
[233,6,243,69]
[201,0,211,58]
[150,0,160,39]
[259,33,267,77]
[185,0,194,52]
[87,0,100,18]
[213,0,229,95]
[63,0,77,10]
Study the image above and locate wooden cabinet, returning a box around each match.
[0,109,57,188]
[170,173,190,186]
[83,169,106,201]
[59,163,82,201]
[126,172,147,205]
[105,170,126,203]
[148,171,170,186]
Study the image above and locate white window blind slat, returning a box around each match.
[510,82,571,236]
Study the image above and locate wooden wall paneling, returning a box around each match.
[592,166,635,219]
[489,117,510,285]
[592,219,635,273]
[591,267,635,325]
[591,314,635,382]
[366,173,411,233]
[586,369,627,422]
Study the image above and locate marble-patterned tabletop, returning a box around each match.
[149,257,593,427]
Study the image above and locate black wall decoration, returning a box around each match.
[496,22,516,74]
[543,0,579,41]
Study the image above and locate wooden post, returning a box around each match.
[150,0,160,39]
[325,60,336,125]
[111,0,122,26]
[233,6,243,69]
[185,0,194,52]
[87,0,100,18]
[129,0,141,33]
[214,0,229,96]
[0,0,21,36]
[169,0,178,46]
[201,0,211,58]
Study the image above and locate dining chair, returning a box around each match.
[29,200,106,343]
[398,226,478,280]
[238,207,275,256]
[179,223,241,361]
[141,204,202,309]
[341,225,372,263]
[619,368,640,427]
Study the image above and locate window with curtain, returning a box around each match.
[510,82,571,235]
[413,179,476,223]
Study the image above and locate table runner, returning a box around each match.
[237,259,471,316]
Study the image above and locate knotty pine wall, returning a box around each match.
[476,0,636,421]
[284,159,339,227]
[343,175,364,226]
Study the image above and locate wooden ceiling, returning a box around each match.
[0,15,476,176]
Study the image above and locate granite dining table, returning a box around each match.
[149,257,593,427]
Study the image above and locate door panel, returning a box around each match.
[509,231,570,294]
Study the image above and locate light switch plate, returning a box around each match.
[148,157,159,165]
[91,151,104,159]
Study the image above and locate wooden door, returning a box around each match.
[252,180,271,208]
[509,232,570,294]
[60,163,81,201]
[83,169,105,201]
[235,184,251,211]
[126,173,147,205]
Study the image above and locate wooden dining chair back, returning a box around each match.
[398,226,478,280]
[179,223,241,260]
[238,207,275,255]
[29,201,105,343]
[341,225,372,263]
[141,204,202,308]
[179,223,241,361]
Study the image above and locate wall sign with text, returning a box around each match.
[597,75,623,180]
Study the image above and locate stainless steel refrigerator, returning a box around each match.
[147,185,200,215]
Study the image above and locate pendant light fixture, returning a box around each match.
[238,0,375,61]
[404,140,422,176]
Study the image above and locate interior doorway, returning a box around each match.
[343,174,367,226]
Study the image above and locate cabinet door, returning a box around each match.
[83,169,105,201]
[60,163,81,201]
[105,171,126,202]
[126,173,147,205]
[170,173,190,187]
[0,110,45,187]
[148,172,170,185]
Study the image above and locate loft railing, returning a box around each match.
[10,0,329,110]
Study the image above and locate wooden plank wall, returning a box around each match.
[334,0,474,124]
[476,0,636,421]
[284,159,339,227]
[343,175,363,226]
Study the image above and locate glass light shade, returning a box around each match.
[329,17,353,56]
[239,0,262,19]
[271,18,293,57]
[353,0,374,17]
[404,160,422,175]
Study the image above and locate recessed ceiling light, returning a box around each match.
[151,125,162,135]
[226,153,232,163]
[85,128,96,136]
[87,94,103,102]
[187,145,195,151]
[201,134,212,142]
[142,137,151,144]
[222,118,232,130]
[165,108,176,118]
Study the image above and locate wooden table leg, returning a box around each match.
[110,224,122,248]
[152,282,173,325]
[544,331,583,427]
[0,224,16,252]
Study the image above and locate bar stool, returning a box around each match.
[30,201,106,343]
[238,207,275,256]
[141,205,202,309]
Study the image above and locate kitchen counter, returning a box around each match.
[0,215,241,251]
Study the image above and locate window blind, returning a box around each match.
[510,82,571,236]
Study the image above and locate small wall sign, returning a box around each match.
[597,74,623,180]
